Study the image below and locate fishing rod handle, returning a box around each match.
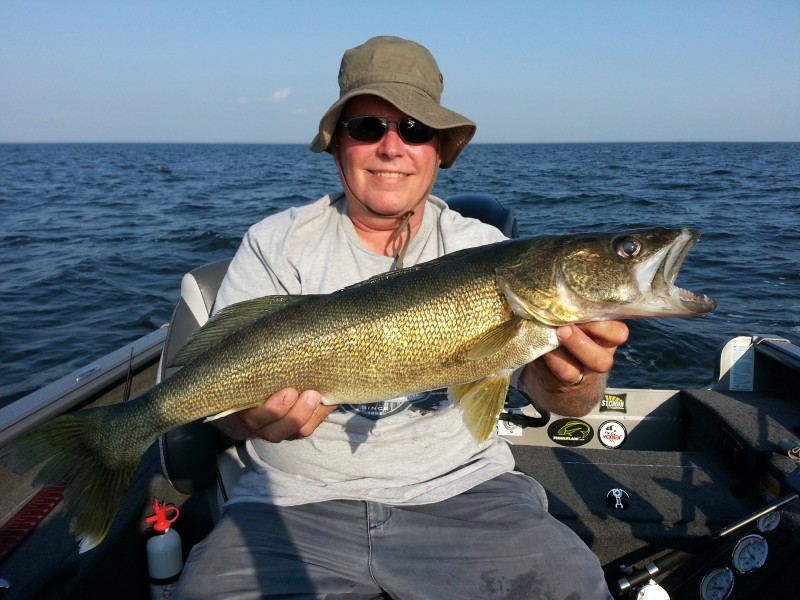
[611,551,694,596]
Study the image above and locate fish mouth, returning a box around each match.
[638,229,717,316]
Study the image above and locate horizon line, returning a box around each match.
[1,139,798,145]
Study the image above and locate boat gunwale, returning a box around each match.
[0,327,167,447]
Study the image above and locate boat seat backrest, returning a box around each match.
[158,259,231,383]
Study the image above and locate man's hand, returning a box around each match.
[521,320,629,416]
[216,388,335,443]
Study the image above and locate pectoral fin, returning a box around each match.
[169,295,305,367]
[203,404,261,422]
[449,373,511,442]
[465,318,523,361]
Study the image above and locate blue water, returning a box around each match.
[1,142,798,405]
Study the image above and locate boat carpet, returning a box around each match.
[511,443,799,597]
[680,387,800,495]
[511,445,750,561]
[509,384,800,597]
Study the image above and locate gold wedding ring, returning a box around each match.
[567,370,585,387]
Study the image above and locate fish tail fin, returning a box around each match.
[1,411,142,552]
[449,372,511,442]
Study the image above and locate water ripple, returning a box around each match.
[1,142,798,403]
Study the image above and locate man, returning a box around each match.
[176,36,627,600]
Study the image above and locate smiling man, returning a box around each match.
[176,36,627,600]
[335,95,439,258]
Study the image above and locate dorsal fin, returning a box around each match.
[168,295,304,367]
[337,244,494,292]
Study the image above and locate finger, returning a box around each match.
[556,325,615,374]
[576,320,629,348]
[290,399,337,440]
[539,346,587,386]
[237,388,299,432]
[256,389,324,443]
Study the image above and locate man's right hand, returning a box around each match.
[219,388,335,443]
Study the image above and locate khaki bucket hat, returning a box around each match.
[309,36,476,169]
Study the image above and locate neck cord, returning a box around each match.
[386,211,415,270]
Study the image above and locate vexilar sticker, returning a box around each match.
[598,420,627,448]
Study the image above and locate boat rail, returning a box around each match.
[0,327,167,448]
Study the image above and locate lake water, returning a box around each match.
[1,142,798,405]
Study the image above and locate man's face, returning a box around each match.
[336,95,441,218]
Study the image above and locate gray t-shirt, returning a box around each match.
[216,193,517,507]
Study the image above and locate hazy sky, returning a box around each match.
[2,1,798,143]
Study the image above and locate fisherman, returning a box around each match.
[176,36,628,600]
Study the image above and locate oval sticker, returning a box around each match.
[547,418,594,447]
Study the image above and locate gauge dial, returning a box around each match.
[731,534,768,573]
[699,567,734,600]
[757,511,781,532]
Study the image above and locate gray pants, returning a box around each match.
[175,473,611,600]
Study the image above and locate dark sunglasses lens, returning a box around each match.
[398,119,436,144]
[346,117,386,142]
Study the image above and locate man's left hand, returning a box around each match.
[545,321,629,387]
[521,320,629,417]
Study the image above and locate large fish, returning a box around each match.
[2,228,715,550]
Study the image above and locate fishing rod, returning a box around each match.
[611,464,800,596]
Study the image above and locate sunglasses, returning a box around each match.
[340,116,437,145]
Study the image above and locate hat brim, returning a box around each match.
[310,83,475,169]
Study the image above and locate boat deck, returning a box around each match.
[514,387,800,596]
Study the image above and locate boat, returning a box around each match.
[1,195,798,600]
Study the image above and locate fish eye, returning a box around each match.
[615,236,642,258]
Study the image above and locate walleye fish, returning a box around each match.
[1,228,715,550]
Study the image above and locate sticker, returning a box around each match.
[547,418,593,447]
[600,393,626,413]
[605,488,630,509]
[598,420,628,449]
[728,341,755,391]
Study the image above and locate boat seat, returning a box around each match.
[159,258,231,382]
[158,194,518,519]
[156,259,240,518]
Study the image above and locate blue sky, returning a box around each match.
[2,1,798,143]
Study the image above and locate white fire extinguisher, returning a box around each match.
[145,498,183,600]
